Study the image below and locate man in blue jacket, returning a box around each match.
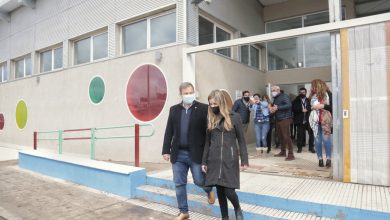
[162,82,215,220]
[270,85,295,161]
[232,90,251,132]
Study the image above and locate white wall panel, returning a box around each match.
[10,29,34,58]
[10,5,36,34]
[369,23,389,186]
[348,22,389,186]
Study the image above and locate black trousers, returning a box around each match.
[216,185,240,218]
[296,122,314,149]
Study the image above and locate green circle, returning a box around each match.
[16,100,27,129]
[89,76,105,104]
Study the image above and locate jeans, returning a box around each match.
[172,150,212,213]
[255,121,270,150]
[315,125,332,160]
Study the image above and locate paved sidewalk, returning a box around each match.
[0,160,176,220]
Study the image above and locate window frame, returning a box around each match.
[199,15,233,58]
[74,31,108,66]
[121,10,177,55]
[239,33,261,69]
[265,10,333,71]
[14,56,32,79]
[0,62,8,82]
[40,46,63,73]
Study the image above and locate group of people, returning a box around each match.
[232,80,333,167]
[161,79,333,220]
[162,82,248,220]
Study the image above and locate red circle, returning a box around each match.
[126,65,167,122]
[0,113,4,130]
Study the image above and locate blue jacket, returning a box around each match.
[273,93,292,121]
[232,98,251,124]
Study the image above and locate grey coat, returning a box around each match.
[201,112,249,189]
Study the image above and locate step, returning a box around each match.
[136,184,334,220]
[146,172,390,220]
[126,198,218,220]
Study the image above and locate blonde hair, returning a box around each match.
[310,79,329,101]
[208,89,233,131]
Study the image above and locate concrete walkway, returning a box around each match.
[0,160,215,220]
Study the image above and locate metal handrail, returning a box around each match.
[34,123,155,167]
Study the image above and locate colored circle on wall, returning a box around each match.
[126,64,167,122]
[0,113,4,130]
[16,100,27,129]
[89,76,105,104]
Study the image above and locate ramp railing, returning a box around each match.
[33,124,155,167]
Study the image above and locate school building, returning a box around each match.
[0,0,389,187]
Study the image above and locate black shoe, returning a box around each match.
[222,216,229,220]
[309,148,316,153]
[297,148,302,153]
[319,159,324,167]
[326,159,331,168]
[267,147,271,154]
[235,208,243,220]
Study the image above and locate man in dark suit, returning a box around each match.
[162,82,215,220]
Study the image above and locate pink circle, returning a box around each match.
[0,113,4,130]
[126,64,167,122]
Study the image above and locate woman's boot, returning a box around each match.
[235,208,243,220]
[319,159,324,167]
[326,159,331,168]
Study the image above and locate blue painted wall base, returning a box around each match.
[19,152,146,198]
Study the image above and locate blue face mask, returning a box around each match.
[261,101,268,107]
[182,94,196,105]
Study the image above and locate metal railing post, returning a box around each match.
[33,131,37,150]
[135,124,140,167]
[91,128,95,160]
[58,130,63,154]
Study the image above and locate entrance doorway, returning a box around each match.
[245,83,333,180]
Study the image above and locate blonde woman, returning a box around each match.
[201,89,249,220]
[309,79,333,168]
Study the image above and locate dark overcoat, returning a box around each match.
[162,101,208,164]
[201,112,249,189]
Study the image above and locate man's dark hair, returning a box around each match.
[253,93,261,98]
[242,90,250,96]
[299,87,307,92]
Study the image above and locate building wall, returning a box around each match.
[345,22,390,186]
[0,45,184,163]
[265,66,332,85]
[263,0,355,22]
[199,0,265,36]
[0,0,183,63]
[196,51,266,143]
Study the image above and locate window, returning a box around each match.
[40,47,63,73]
[74,32,108,65]
[122,11,176,54]
[15,56,32,79]
[240,34,260,69]
[198,16,232,57]
[266,11,332,71]
[151,12,176,47]
[123,20,147,53]
[0,62,8,82]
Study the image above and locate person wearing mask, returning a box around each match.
[292,88,315,153]
[202,89,249,220]
[251,94,270,156]
[162,82,215,220]
[232,91,251,132]
[270,85,295,161]
[309,80,333,168]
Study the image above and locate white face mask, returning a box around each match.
[271,92,278,98]
[182,94,196,105]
